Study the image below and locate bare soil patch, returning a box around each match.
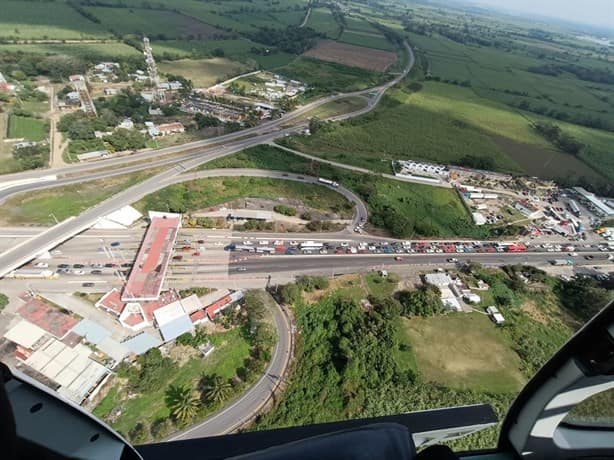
[303,39,397,72]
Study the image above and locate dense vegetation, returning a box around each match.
[0,293,8,311]
[257,262,612,449]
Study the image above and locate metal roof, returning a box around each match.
[4,320,47,349]
[122,333,161,355]
[159,315,194,342]
[71,319,111,345]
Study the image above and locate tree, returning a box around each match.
[0,293,8,311]
[199,374,232,405]
[279,283,302,304]
[165,384,200,423]
[308,116,323,135]
[128,421,149,444]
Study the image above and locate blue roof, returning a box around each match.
[159,315,194,342]
[71,319,111,345]
[122,333,162,355]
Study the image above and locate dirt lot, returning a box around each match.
[303,39,397,72]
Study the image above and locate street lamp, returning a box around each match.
[49,213,59,225]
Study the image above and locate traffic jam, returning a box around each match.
[224,239,613,259]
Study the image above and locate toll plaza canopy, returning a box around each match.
[121,212,181,302]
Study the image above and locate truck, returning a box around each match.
[300,241,324,250]
[318,177,339,188]
[551,259,573,266]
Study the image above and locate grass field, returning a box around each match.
[0,169,159,226]
[0,42,141,59]
[93,328,251,436]
[338,30,394,51]
[7,116,47,141]
[158,58,250,88]
[0,1,110,39]
[135,177,352,217]
[402,314,526,393]
[85,7,222,39]
[305,7,341,38]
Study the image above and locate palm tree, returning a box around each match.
[165,384,200,423]
[199,374,232,404]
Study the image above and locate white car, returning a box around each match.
[34,262,49,268]
[73,270,85,275]
[244,240,253,245]
[568,252,578,257]
[259,240,269,245]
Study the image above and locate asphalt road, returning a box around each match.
[167,297,293,440]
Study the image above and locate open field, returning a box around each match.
[303,40,397,72]
[344,17,382,35]
[85,7,224,39]
[0,169,161,226]
[338,30,395,51]
[280,57,386,93]
[93,328,251,437]
[305,7,341,38]
[158,58,250,88]
[402,314,526,393]
[7,116,47,141]
[0,1,110,39]
[0,42,141,59]
[135,177,352,217]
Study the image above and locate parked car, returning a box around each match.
[110,241,120,247]
[82,282,95,288]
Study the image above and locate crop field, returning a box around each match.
[406,31,614,129]
[85,7,223,39]
[7,116,47,142]
[292,96,368,122]
[158,58,250,88]
[402,314,526,393]
[280,57,385,93]
[305,8,341,38]
[0,42,140,59]
[303,40,397,72]
[283,87,522,174]
[0,0,110,39]
[338,30,395,51]
[344,17,381,35]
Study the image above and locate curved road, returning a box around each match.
[167,298,293,441]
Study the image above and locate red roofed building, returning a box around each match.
[95,288,126,317]
[157,122,184,136]
[122,212,181,302]
[17,297,79,339]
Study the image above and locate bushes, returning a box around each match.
[273,205,296,216]
[0,293,8,311]
[397,285,444,317]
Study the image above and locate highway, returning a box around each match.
[0,41,414,278]
[0,42,414,191]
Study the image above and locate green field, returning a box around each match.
[151,39,295,69]
[158,58,250,87]
[7,116,47,141]
[0,42,141,59]
[338,30,394,51]
[402,314,526,393]
[135,176,353,218]
[305,7,341,38]
[85,6,222,39]
[344,17,382,35]
[93,328,251,437]
[291,96,368,123]
[0,0,110,39]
